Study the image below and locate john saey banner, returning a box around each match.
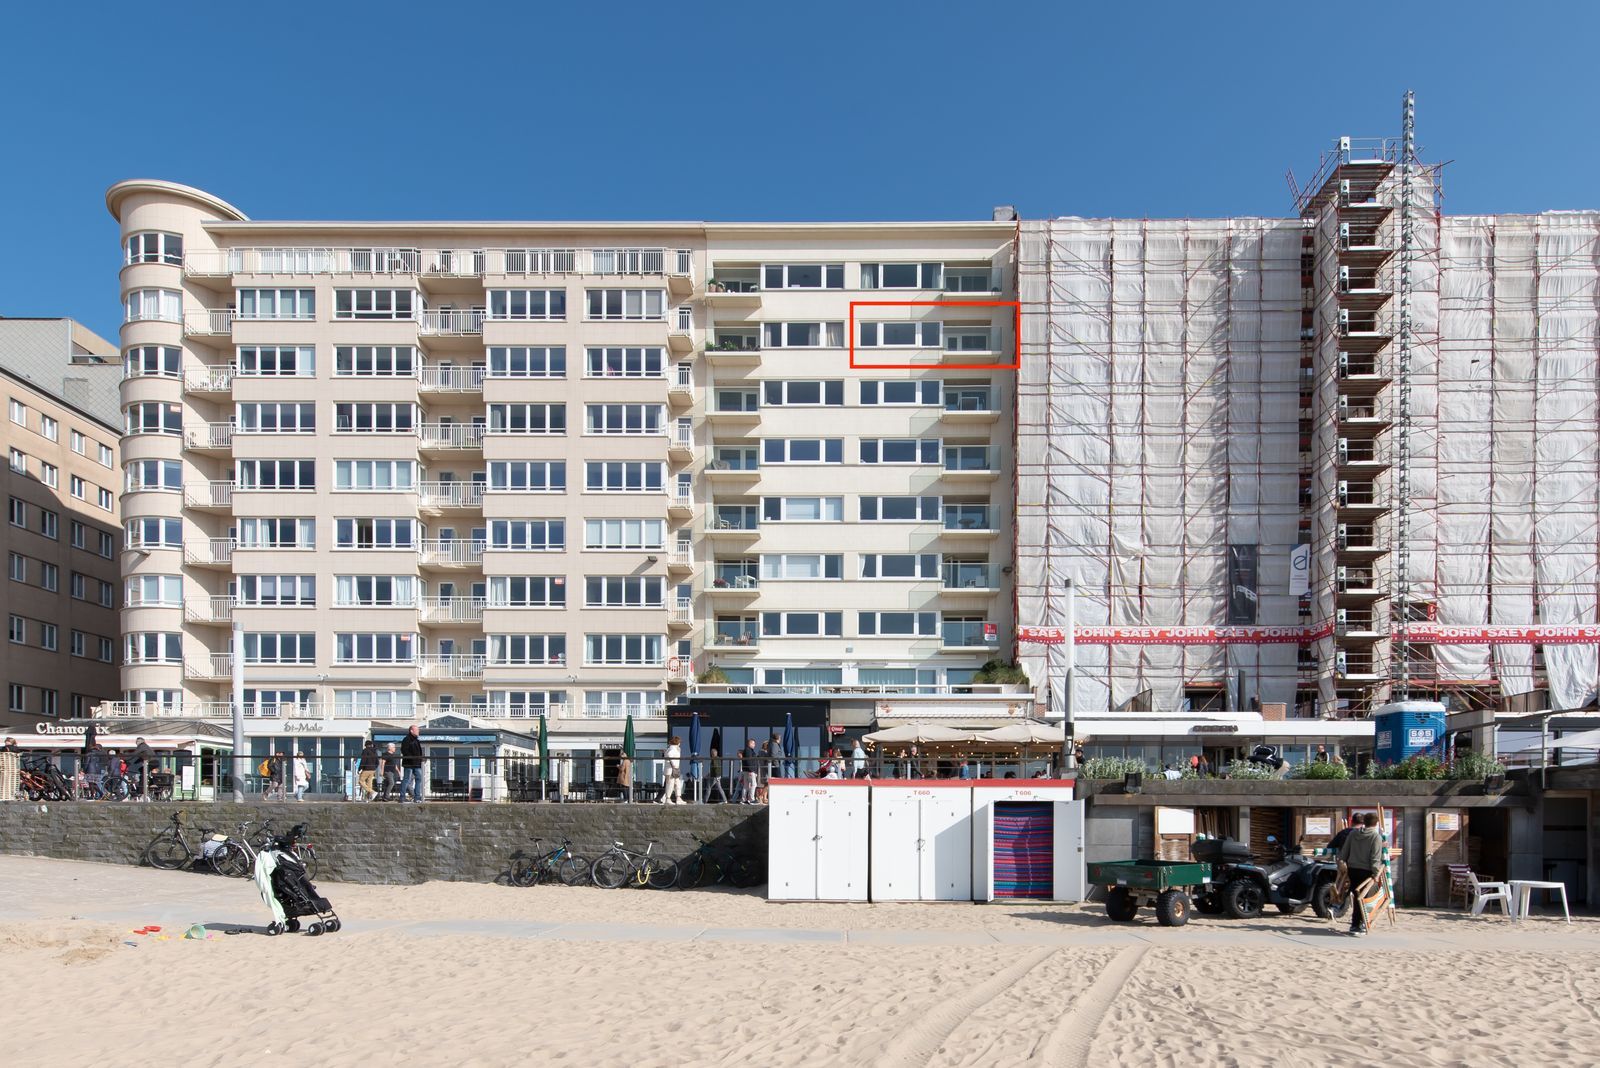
[1018,623,1600,646]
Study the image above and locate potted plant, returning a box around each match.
[697,665,730,685]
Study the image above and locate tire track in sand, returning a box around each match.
[877,946,1058,1068]
[1040,944,1150,1067]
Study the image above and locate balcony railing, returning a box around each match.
[189,247,688,279]
[184,423,234,450]
[670,424,694,450]
[184,596,236,623]
[424,250,487,276]
[184,654,235,680]
[943,563,996,589]
[417,480,485,509]
[484,701,571,719]
[418,364,487,391]
[418,422,486,449]
[711,570,759,589]
[944,509,994,532]
[183,538,236,566]
[941,622,999,648]
[183,310,235,335]
[671,363,694,392]
[184,365,234,392]
[711,625,760,647]
[184,481,234,509]
[667,602,693,625]
[709,514,759,532]
[669,545,694,568]
[580,702,668,719]
[943,446,1000,473]
[690,682,1029,698]
[418,654,486,680]
[418,309,485,334]
[421,596,487,623]
[418,539,486,566]
[944,390,995,413]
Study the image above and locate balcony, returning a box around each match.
[183,310,235,338]
[668,423,695,461]
[668,484,695,518]
[708,624,761,651]
[705,335,761,362]
[417,480,485,512]
[942,562,999,596]
[184,422,234,452]
[709,392,760,425]
[707,512,760,538]
[419,364,486,392]
[942,446,1001,480]
[418,309,484,335]
[184,654,235,681]
[184,481,234,512]
[940,621,1000,652]
[667,601,693,628]
[418,422,486,452]
[481,700,571,721]
[709,569,760,597]
[184,596,236,625]
[576,701,668,721]
[668,306,695,354]
[943,510,998,539]
[183,538,235,568]
[668,364,695,407]
[706,454,760,481]
[418,539,486,568]
[668,546,695,574]
[183,365,234,394]
[941,388,999,424]
[703,272,763,306]
[422,249,487,279]
[419,654,486,681]
[420,596,487,625]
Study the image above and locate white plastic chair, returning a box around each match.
[1467,870,1512,916]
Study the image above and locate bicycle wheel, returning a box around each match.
[556,856,588,886]
[295,846,319,882]
[676,854,707,889]
[145,837,190,870]
[105,777,129,802]
[510,857,540,888]
[212,842,250,879]
[728,855,761,888]
[592,853,630,889]
[644,858,680,890]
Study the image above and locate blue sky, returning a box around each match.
[3,1,1596,342]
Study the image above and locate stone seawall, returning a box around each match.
[0,801,768,885]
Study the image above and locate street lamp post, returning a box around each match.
[1062,576,1076,771]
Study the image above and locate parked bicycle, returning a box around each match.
[591,840,678,890]
[20,757,74,801]
[143,812,230,871]
[509,836,589,888]
[677,833,760,890]
[214,820,319,880]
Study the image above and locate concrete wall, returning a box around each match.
[0,801,767,885]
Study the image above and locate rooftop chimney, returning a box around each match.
[992,205,1018,222]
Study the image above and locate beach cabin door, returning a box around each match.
[768,784,868,902]
[870,787,972,901]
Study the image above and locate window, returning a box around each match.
[8,399,25,425]
[583,518,665,551]
[760,612,842,637]
[239,517,314,549]
[40,463,57,488]
[860,553,939,579]
[237,289,315,320]
[39,562,57,590]
[70,572,86,600]
[237,575,316,607]
[97,487,113,511]
[97,579,115,608]
[334,289,415,320]
[34,623,54,652]
[242,633,316,664]
[125,632,184,664]
[98,531,114,558]
[71,630,86,657]
[489,634,566,666]
[237,345,315,377]
[489,690,566,716]
[584,691,663,718]
[123,345,182,378]
[860,495,941,521]
[333,690,417,719]
[860,262,943,289]
[945,265,997,293]
[762,380,843,407]
[858,321,942,348]
[488,461,566,493]
[333,403,417,434]
[38,509,57,540]
[124,289,181,322]
[763,263,844,289]
[8,448,24,474]
[8,616,22,643]
[584,461,665,492]
[860,438,941,464]
[585,347,665,378]
[128,516,184,549]
[335,633,415,664]
[7,553,22,581]
[583,634,663,665]
[39,415,57,442]
[71,430,85,454]
[237,402,315,433]
[334,575,416,607]
[585,404,664,435]
[7,685,21,713]
[124,459,182,492]
[858,611,938,636]
[237,459,315,490]
[39,690,57,718]
[124,401,182,435]
[760,496,843,522]
[760,554,843,580]
[332,460,416,492]
[98,637,114,662]
[761,439,842,465]
[585,288,665,321]
[488,519,565,551]
[943,325,995,352]
[487,289,567,320]
[488,576,565,608]
[584,576,665,608]
[335,345,417,376]
[335,518,417,550]
[7,497,22,527]
[488,403,566,435]
[126,575,183,606]
[861,380,941,405]
[488,346,566,378]
[97,444,113,468]
[761,321,844,348]
[125,231,183,265]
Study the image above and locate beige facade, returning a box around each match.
[106,180,1020,757]
[0,321,123,729]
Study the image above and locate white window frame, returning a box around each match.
[237,288,315,320]
[584,461,666,493]
[488,576,566,608]
[583,576,665,608]
[585,347,666,379]
[861,380,942,405]
[488,403,566,435]
[760,497,843,523]
[335,345,417,376]
[760,611,843,637]
[333,289,416,321]
[236,402,315,434]
[584,288,665,321]
[488,519,565,552]
[582,633,663,666]
[237,459,315,491]
[488,346,566,378]
[584,404,665,435]
[487,289,567,321]
[237,575,317,607]
[237,345,315,377]
[583,518,665,551]
[487,461,566,493]
[759,554,843,581]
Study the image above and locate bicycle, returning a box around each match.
[677,833,760,890]
[213,820,320,881]
[143,812,229,871]
[509,836,588,888]
[20,758,73,801]
[591,840,678,890]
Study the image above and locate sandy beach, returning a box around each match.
[1,855,1596,1067]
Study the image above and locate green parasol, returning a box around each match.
[623,714,636,759]
[537,713,549,777]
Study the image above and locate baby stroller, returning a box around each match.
[253,823,340,936]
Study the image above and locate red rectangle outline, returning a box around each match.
[848,301,1021,371]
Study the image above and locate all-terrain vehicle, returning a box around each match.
[1193,836,1345,920]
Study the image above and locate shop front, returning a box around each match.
[24,719,235,797]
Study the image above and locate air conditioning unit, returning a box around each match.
[1337,523,1350,549]
[1338,266,1351,292]
[1336,609,1349,633]
[1337,310,1351,336]
[1337,438,1351,464]
[1338,223,1352,250]
[1335,650,1349,675]
[1338,395,1351,419]
[1337,480,1350,505]
[1336,566,1350,591]
[1338,179,1352,206]
[1337,351,1351,377]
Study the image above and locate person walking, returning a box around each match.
[292,751,310,801]
[1338,812,1386,937]
[378,743,401,800]
[356,740,380,801]
[84,742,108,798]
[739,739,759,803]
[132,737,157,801]
[851,738,867,778]
[618,753,634,803]
[399,725,426,803]
[268,751,288,802]
[706,747,729,803]
[659,736,684,804]
[770,733,786,780]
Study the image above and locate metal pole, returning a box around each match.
[1062,576,1077,771]
[231,620,246,802]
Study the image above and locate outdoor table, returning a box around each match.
[1509,879,1571,923]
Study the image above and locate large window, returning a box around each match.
[124,402,182,435]
[763,264,844,289]
[489,690,566,716]
[488,461,566,493]
[489,634,566,666]
[858,611,938,636]
[237,289,314,320]
[585,404,664,435]
[859,321,942,347]
[335,633,415,664]
[861,380,941,405]
[243,633,316,664]
[762,380,843,407]
[761,439,842,465]
[488,403,566,435]
[489,346,566,378]
[237,345,314,377]
[335,518,416,550]
[127,517,184,549]
[125,231,183,265]
[124,289,181,322]
[585,289,665,321]
[237,402,315,433]
[335,345,417,376]
[860,438,941,464]
[240,517,314,549]
[760,554,842,580]
[584,691,663,718]
[125,632,183,664]
[124,345,181,378]
[334,289,415,320]
[489,519,565,551]
[761,321,844,348]
[583,634,663,666]
[760,496,843,522]
[125,575,183,607]
[586,347,665,378]
[488,576,565,608]
[584,518,664,550]
[237,575,316,606]
[584,576,665,608]
[124,459,182,492]
[860,495,941,521]
[237,459,314,490]
[335,460,416,491]
[860,553,939,579]
[585,461,665,492]
[335,403,417,433]
[335,690,418,719]
[487,289,567,320]
[335,575,416,607]
[760,612,842,637]
[860,262,943,289]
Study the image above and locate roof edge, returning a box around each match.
[106,180,249,224]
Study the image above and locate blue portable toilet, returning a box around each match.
[1372,700,1448,765]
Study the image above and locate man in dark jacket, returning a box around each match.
[739,739,759,804]
[132,738,157,801]
[356,740,380,801]
[399,725,425,803]
[1338,813,1386,936]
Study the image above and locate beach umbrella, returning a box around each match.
[709,726,723,760]
[688,712,702,779]
[622,713,636,759]
[864,723,977,745]
[537,713,549,776]
[977,722,1064,746]
[782,711,797,775]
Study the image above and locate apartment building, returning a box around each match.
[0,318,123,730]
[106,180,1026,784]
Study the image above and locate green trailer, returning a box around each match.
[1086,859,1214,926]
